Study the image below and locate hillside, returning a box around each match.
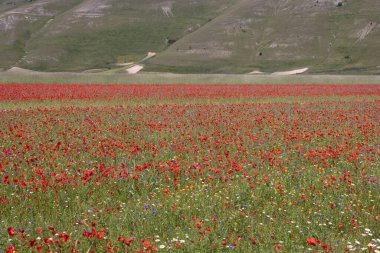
[0,0,379,74]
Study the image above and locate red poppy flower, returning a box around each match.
[307,237,318,246]
[142,239,151,248]
[7,227,15,237]
[124,237,134,246]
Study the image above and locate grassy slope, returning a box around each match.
[147,0,380,74]
[0,0,83,69]
[1,0,236,71]
[0,0,379,73]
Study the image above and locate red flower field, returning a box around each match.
[1,84,380,101]
[0,84,379,252]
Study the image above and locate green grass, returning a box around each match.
[1,72,380,85]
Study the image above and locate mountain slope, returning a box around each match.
[0,0,235,71]
[148,0,380,74]
[0,0,83,69]
[0,0,379,73]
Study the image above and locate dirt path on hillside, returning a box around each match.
[126,65,143,74]
[272,68,308,75]
[356,22,377,43]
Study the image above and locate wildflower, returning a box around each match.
[6,244,15,253]
[274,244,282,252]
[307,237,318,246]
[7,227,15,237]
[59,233,70,242]
[142,239,151,248]
[124,237,134,246]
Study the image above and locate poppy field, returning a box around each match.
[0,84,379,252]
